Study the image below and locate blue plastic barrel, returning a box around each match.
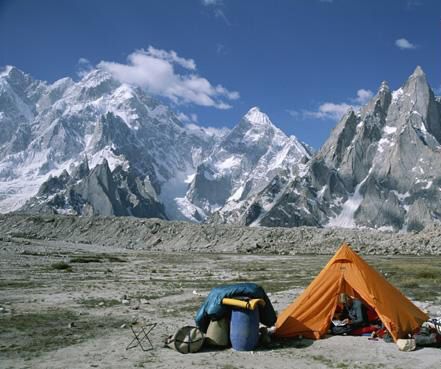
[230,308,259,351]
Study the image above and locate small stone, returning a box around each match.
[98,302,105,307]
[120,324,127,329]
[121,299,130,305]
[68,322,75,328]
[140,298,149,304]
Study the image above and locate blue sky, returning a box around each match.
[0,0,440,148]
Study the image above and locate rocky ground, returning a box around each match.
[1,213,441,255]
[0,227,440,369]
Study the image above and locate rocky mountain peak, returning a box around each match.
[82,68,114,83]
[219,107,280,155]
[0,65,13,73]
[76,68,120,100]
[185,105,311,223]
[411,65,425,78]
[245,65,441,232]
[379,80,390,93]
[0,65,38,94]
[243,106,273,126]
[403,65,429,93]
[1,65,24,79]
[369,80,392,114]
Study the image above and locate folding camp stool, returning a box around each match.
[126,322,157,351]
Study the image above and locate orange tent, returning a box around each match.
[275,243,428,341]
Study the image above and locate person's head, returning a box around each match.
[339,293,353,306]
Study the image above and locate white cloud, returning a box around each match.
[286,109,300,118]
[177,112,191,122]
[305,102,353,120]
[294,88,374,121]
[213,8,231,25]
[98,47,239,109]
[78,57,90,65]
[201,0,230,25]
[406,0,422,10]
[178,112,229,139]
[177,112,198,123]
[185,122,230,138]
[77,57,93,77]
[216,43,227,55]
[145,46,196,70]
[395,38,416,50]
[353,89,374,104]
[201,0,222,5]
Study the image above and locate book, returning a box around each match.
[332,319,347,327]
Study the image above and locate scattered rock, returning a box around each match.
[120,324,127,329]
[121,299,130,305]
[152,238,162,246]
[1,213,441,255]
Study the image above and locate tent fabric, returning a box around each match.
[195,283,277,333]
[275,243,428,341]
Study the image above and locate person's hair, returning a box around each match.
[339,293,348,304]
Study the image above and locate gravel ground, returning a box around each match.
[0,237,440,369]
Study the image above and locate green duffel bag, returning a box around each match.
[205,317,230,347]
[165,326,205,354]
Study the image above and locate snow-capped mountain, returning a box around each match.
[242,66,441,231]
[183,107,311,222]
[4,64,439,232]
[0,66,221,217]
[1,66,308,221]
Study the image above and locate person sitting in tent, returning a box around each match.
[330,293,368,335]
[339,293,368,330]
